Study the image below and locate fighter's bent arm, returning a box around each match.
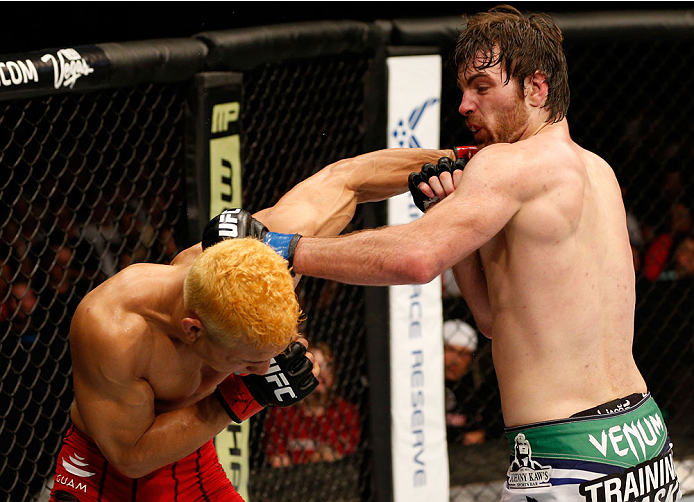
[451,253,493,338]
[70,302,233,479]
[411,154,493,336]
[290,146,527,286]
[413,163,493,338]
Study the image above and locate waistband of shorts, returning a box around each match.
[504,393,670,466]
[505,393,653,433]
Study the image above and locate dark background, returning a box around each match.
[1,1,687,55]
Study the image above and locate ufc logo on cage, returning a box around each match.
[265,359,297,402]
[218,209,241,238]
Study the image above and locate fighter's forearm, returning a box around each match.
[107,395,230,479]
[292,219,454,286]
[334,148,454,204]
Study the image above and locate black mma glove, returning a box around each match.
[408,146,478,212]
[202,209,302,268]
[215,341,319,422]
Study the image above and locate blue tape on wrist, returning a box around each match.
[263,232,295,261]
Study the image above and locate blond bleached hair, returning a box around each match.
[183,238,301,349]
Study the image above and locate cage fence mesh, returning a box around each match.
[1,18,694,502]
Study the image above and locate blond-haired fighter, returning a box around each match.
[49,147,450,502]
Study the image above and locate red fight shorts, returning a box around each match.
[50,425,243,502]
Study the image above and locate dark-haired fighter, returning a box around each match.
[224,6,682,501]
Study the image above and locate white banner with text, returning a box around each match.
[386,54,448,502]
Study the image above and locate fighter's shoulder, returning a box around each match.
[71,267,154,357]
[72,307,152,391]
[463,142,545,191]
[469,140,567,172]
[576,145,614,177]
[498,136,584,173]
[84,262,160,299]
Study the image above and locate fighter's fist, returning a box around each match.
[215,341,319,423]
[408,146,477,212]
[202,209,269,249]
[241,341,317,407]
[202,209,301,268]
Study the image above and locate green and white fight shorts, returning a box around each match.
[502,393,681,501]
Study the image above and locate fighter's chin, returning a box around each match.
[475,133,505,149]
[474,138,493,149]
[471,130,492,149]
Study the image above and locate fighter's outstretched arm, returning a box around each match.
[173,149,453,268]
[253,148,454,238]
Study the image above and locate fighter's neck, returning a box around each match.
[520,116,568,143]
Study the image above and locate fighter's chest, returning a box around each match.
[147,350,224,410]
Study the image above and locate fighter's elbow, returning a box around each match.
[398,250,444,284]
[105,449,154,479]
[476,319,493,339]
[108,456,145,479]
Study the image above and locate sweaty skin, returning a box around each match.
[290,65,647,427]
[68,148,449,478]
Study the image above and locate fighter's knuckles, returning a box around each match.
[454,158,469,171]
[408,171,424,188]
[436,157,454,173]
[421,162,439,180]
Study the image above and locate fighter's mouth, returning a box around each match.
[467,123,482,135]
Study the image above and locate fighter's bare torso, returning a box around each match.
[477,123,646,426]
[69,245,229,433]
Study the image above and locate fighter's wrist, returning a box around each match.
[453,145,478,160]
[215,375,266,423]
[263,232,302,269]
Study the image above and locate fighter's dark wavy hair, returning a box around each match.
[453,4,570,123]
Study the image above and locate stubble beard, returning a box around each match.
[474,96,529,147]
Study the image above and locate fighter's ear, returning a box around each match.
[181,316,203,343]
[525,70,548,108]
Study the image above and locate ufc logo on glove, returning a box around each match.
[217,209,242,238]
[215,341,317,423]
[264,360,298,402]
